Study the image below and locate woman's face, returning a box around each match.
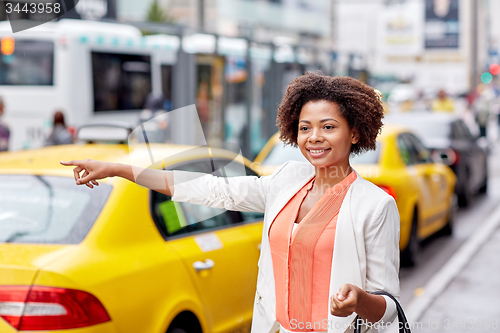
[297,100,358,169]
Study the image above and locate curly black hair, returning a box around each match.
[276,72,384,155]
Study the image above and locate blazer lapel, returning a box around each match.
[265,169,315,234]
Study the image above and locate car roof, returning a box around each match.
[379,123,410,138]
[0,144,253,177]
[384,112,459,124]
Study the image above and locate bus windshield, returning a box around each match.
[0,39,54,86]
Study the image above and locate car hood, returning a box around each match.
[0,244,75,285]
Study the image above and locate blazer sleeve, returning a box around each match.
[171,162,289,213]
[363,195,401,324]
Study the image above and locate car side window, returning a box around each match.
[150,158,263,240]
[397,134,416,165]
[397,133,430,165]
[406,133,432,164]
[457,120,474,140]
[451,121,463,140]
[451,120,472,141]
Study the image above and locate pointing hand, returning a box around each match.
[60,159,113,189]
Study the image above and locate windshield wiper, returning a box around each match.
[5,231,30,243]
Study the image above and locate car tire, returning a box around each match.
[479,165,488,194]
[167,328,188,333]
[479,180,488,194]
[441,193,457,236]
[400,209,419,267]
[458,174,473,207]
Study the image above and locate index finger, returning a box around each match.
[60,160,82,166]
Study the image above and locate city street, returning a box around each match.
[2,0,500,331]
[399,139,500,305]
[396,135,500,330]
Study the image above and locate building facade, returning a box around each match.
[335,0,489,96]
[118,0,332,47]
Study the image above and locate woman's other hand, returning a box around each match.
[60,159,114,189]
[331,284,387,323]
[330,283,359,317]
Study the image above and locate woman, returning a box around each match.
[61,72,400,333]
[45,111,74,146]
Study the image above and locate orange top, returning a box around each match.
[269,171,357,332]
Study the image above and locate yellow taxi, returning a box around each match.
[253,125,457,266]
[0,132,263,332]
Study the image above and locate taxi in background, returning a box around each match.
[384,113,489,207]
[253,125,457,266]
[0,124,263,333]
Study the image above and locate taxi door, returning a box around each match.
[400,134,449,236]
[167,213,260,333]
[155,157,263,333]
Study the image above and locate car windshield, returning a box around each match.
[0,175,112,244]
[261,142,308,166]
[350,142,381,164]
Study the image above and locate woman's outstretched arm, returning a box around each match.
[60,160,174,196]
[62,159,291,213]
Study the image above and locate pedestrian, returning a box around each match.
[45,111,73,146]
[61,72,400,333]
[476,100,490,138]
[474,88,492,138]
[0,96,9,152]
[431,89,455,113]
[139,93,171,144]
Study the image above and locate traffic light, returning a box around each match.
[489,63,500,76]
[481,72,493,84]
[0,37,15,56]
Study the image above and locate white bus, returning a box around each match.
[0,19,179,150]
[0,19,329,156]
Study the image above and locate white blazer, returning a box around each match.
[172,161,400,333]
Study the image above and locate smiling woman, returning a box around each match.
[276,73,383,157]
[61,72,400,333]
[297,101,358,178]
[260,72,397,333]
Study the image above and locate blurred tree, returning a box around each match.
[146,1,176,24]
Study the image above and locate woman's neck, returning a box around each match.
[312,163,353,194]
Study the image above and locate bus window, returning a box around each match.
[0,40,54,86]
[91,52,152,112]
